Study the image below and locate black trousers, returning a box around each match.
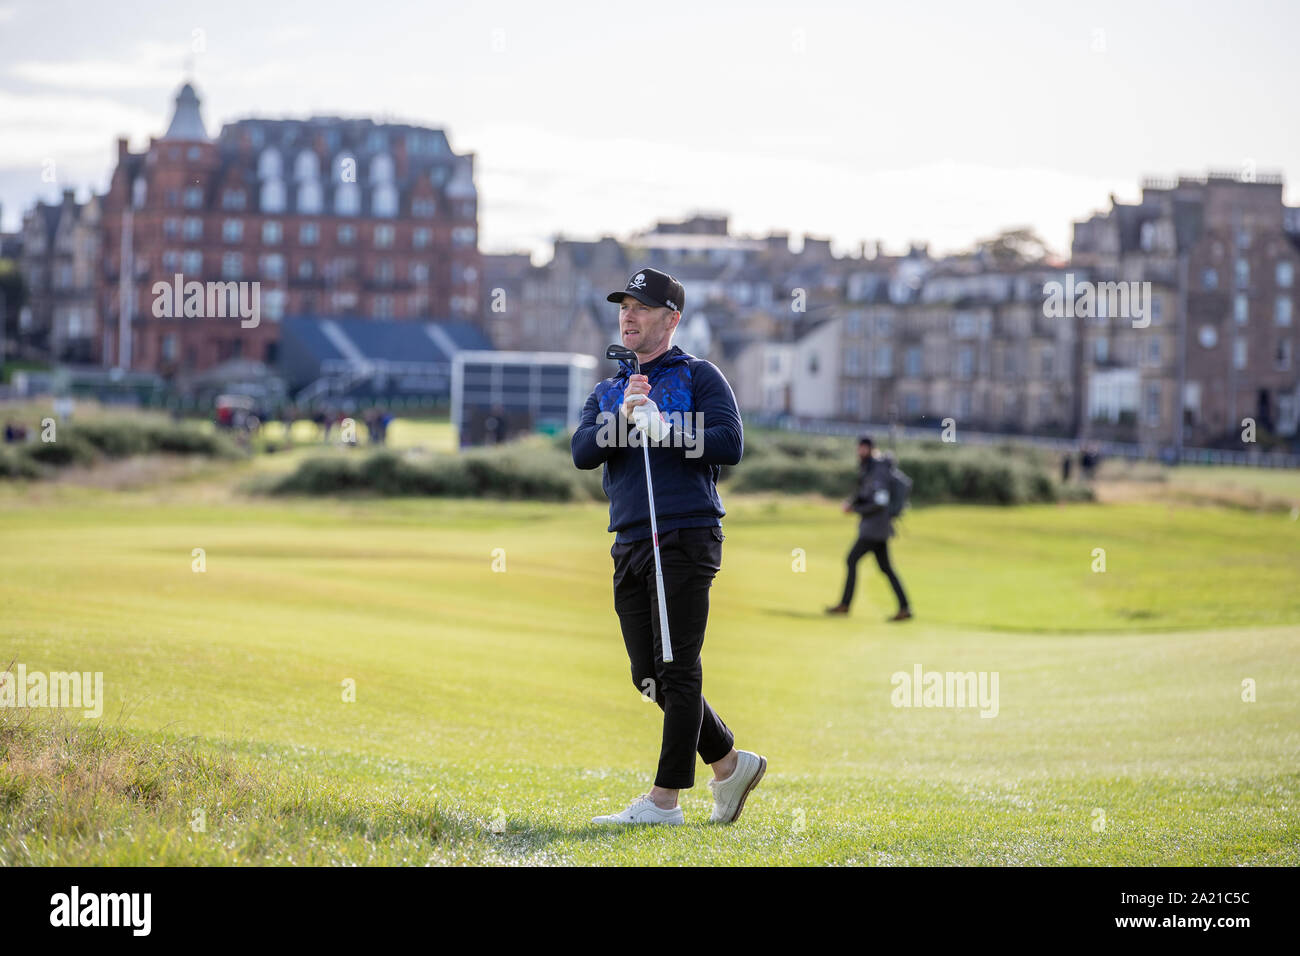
[611,525,735,790]
[840,534,910,611]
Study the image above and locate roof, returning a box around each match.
[163,82,210,142]
[280,317,492,366]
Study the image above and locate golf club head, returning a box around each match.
[605,343,639,373]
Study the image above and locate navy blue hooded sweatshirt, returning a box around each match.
[571,345,743,543]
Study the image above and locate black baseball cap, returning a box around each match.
[858,433,874,445]
[607,267,685,313]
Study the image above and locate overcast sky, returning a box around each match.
[1,0,1297,261]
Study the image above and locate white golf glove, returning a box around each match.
[873,488,890,506]
[629,397,672,442]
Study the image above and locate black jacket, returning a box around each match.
[848,455,895,541]
[571,345,744,543]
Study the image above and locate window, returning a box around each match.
[262,221,282,245]
[264,289,286,322]
[373,184,398,217]
[904,346,922,377]
[222,219,243,242]
[1278,262,1294,288]
[1235,227,1251,249]
[376,260,394,282]
[413,228,432,250]
[260,179,286,213]
[451,226,476,247]
[1145,383,1161,426]
[1094,337,1109,363]
[183,187,203,209]
[374,295,394,318]
[221,253,243,279]
[1234,293,1248,325]
[294,151,320,181]
[1202,268,1218,290]
[164,218,180,239]
[162,334,177,360]
[410,263,429,282]
[259,254,284,280]
[412,198,436,218]
[186,146,201,161]
[1276,296,1292,327]
[874,345,892,375]
[182,250,202,274]
[1151,296,1163,324]
[1042,347,1055,377]
[956,391,972,417]
[162,250,180,271]
[298,259,315,279]
[1233,336,1248,370]
[954,312,976,337]
[1199,325,1218,349]
[845,313,860,335]
[1276,339,1293,371]
[374,225,395,248]
[957,345,974,378]
[334,183,360,216]
[258,148,283,180]
[165,190,179,208]
[222,190,246,211]
[844,348,860,375]
[1235,258,1249,287]
[808,353,819,375]
[338,225,356,245]
[876,315,893,336]
[904,393,922,416]
[1146,338,1161,366]
[183,217,202,240]
[297,182,323,214]
[299,223,319,245]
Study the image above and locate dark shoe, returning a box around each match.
[888,608,913,622]
[825,604,850,615]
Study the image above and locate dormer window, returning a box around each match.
[257,148,283,180]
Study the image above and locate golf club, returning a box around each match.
[606,343,674,663]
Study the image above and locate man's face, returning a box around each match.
[858,441,873,461]
[619,297,679,357]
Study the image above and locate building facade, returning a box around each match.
[18,190,101,363]
[98,82,482,375]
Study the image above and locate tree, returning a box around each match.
[976,227,1053,267]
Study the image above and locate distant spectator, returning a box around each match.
[1061,453,1072,483]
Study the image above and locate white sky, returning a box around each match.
[1,0,1297,262]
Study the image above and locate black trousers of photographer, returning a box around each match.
[611,525,735,790]
[840,533,910,612]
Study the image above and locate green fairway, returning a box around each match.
[1,481,1297,865]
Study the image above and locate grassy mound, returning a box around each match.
[0,711,480,865]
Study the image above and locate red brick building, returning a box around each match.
[99,82,481,374]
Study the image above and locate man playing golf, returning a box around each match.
[572,267,767,825]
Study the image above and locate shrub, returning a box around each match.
[72,420,153,458]
[269,445,594,501]
[0,448,44,479]
[22,433,97,468]
[145,424,243,459]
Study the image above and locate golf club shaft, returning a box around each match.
[641,430,674,663]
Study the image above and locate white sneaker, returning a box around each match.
[708,751,767,823]
[592,794,685,826]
